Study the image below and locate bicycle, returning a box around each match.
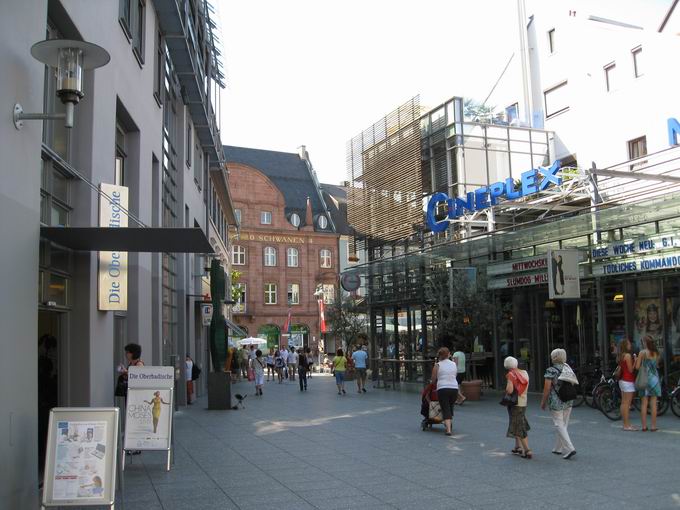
[670,383,680,418]
[574,359,603,408]
[595,376,622,420]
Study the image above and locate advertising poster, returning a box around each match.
[633,298,663,353]
[52,420,107,501]
[666,297,680,355]
[547,249,581,299]
[124,389,172,450]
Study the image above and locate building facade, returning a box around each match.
[342,4,680,391]
[1,1,237,505]
[225,146,340,353]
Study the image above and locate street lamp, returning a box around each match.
[14,39,110,130]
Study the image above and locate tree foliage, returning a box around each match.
[424,266,496,352]
[325,295,367,351]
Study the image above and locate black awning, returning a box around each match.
[41,227,214,253]
[225,318,247,337]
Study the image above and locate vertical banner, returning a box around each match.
[318,299,327,333]
[98,183,128,311]
[547,249,581,299]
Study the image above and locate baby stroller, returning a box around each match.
[420,383,444,431]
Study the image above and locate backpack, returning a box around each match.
[554,367,578,402]
[191,364,201,381]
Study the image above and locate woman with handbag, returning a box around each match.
[616,338,638,431]
[503,356,531,458]
[541,348,577,458]
[430,347,458,436]
[635,336,661,431]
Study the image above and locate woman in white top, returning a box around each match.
[504,356,531,458]
[431,347,459,436]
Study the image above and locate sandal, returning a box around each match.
[521,450,533,459]
[641,427,648,432]
[650,428,658,432]
[623,426,639,431]
[511,447,523,455]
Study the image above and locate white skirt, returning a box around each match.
[619,380,636,393]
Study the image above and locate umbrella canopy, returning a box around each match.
[237,337,267,346]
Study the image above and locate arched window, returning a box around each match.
[320,248,332,268]
[264,246,277,266]
[287,247,299,267]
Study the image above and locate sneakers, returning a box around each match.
[563,450,576,460]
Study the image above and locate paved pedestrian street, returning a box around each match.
[120,376,680,510]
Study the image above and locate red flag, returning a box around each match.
[283,309,292,334]
[318,299,327,333]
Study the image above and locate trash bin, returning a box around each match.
[208,371,232,410]
[460,379,483,401]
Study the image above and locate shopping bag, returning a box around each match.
[428,401,443,422]
[247,368,255,382]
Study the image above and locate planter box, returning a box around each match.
[460,379,483,401]
[208,371,232,410]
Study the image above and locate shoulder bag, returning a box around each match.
[499,390,518,407]
[635,359,648,391]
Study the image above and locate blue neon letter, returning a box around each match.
[668,118,680,146]
[521,169,538,195]
[426,192,450,233]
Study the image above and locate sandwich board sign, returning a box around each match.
[42,407,119,508]
[123,366,174,471]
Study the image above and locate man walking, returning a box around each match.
[280,345,289,380]
[297,348,308,391]
[352,345,369,393]
[288,346,298,381]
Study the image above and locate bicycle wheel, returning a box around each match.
[591,381,608,410]
[671,389,680,418]
[583,377,597,408]
[597,386,622,420]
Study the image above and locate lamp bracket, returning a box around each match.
[13,103,71,130]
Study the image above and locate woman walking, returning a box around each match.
[504,356,531,458]
[274,349,285,383]
[265,349,275,381]
[541,348,577,458]
[635,336,661,431]
[253,349,265,396]
[332,348,347,395]
[431,347,459,436]
[617,338,638,431]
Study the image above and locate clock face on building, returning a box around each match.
[341,273,361,292]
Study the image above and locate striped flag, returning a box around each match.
[283,308,292,335]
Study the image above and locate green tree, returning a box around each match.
[463,98,496,123]
[424,265,496,352]
[325,295,367,351]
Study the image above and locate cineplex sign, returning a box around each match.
[426,160,561,233]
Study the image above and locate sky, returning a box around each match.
[216,0,672,186]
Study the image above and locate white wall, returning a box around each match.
[0,2,47,505]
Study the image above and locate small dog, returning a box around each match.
[232,393,247,410]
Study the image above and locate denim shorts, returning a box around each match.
[335,371,345,384]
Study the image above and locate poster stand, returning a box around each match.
[121,366,175,472]
[41,407,120,509]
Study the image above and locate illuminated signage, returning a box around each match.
[591,232,680,260]
[426,161,562,233]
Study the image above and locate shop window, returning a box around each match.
[632,280,662,353]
